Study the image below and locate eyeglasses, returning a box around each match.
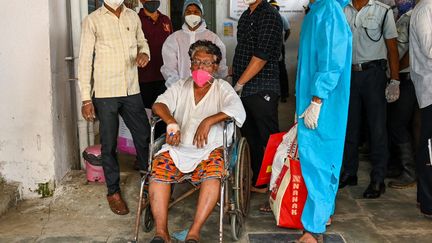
[191,59,216,67]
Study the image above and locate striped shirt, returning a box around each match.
[78,5,150,101]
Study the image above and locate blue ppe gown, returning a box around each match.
[296,0,352,234]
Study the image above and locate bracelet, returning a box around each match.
[82,102,92,107]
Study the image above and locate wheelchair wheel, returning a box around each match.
[141,204,154,232]
[235,137,251,216]
[230,211,243,241]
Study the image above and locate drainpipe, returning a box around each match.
[68,0,94,169]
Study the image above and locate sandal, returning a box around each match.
[185,239,199,243]
[259,201,272,214]
[149,236,165,243]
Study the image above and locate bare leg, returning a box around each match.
[259,191,272,212]
[251,185,268,193]
[186,179,221,241]
[149,181,171,242]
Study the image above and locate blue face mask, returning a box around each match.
[143,1,160,13]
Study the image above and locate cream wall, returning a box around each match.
[48,0,79,183]
[0,0,76,198]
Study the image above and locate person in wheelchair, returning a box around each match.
[149,40,246,243]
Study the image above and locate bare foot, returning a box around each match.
[259,201,272,213]
[152,229,171,243]
[326,217,332,226]
[296,232,322,243]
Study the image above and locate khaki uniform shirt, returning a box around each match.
[78,5,150,101]
[344,0,398,64]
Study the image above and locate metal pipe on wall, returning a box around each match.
[69,0,95,169]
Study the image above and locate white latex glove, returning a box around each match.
[234,82,244,95]
[299,101,322,129]
[385,79,400,103]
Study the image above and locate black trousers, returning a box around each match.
[139,80,167,138]
[241,91,279,185]
[279,45,289,98]
[343,67,388,183]
[417,104,432,215]
[93,94,150,195]
[387,76,418,145]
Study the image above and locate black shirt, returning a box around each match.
[233,1,283,97]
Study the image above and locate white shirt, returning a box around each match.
[396,10,411,73]
[154,78,246,173]
[282,15,290,31]
[344,0,398,64]
[160,22,229,88]
[409,0,432,109]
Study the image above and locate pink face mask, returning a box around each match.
[192,70,213,87]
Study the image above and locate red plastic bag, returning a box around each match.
[269,137,308,229]
[255,132,287,187]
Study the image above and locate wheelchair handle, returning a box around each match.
[151,115,162,127]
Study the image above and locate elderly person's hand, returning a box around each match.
[194,118,212,148]
[166,123,181,146]
[81,100,96,122]
[136,53,149,68]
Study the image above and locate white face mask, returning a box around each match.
[185,15,202,29]
[105,0,124,10]
[243,0,256,4]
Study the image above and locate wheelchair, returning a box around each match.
[132,116,252,242]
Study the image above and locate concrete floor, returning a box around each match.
[0,97,431,242]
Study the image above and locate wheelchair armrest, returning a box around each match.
[223,117,234,128]
[147,115,165,171]
[149,115,164,151]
